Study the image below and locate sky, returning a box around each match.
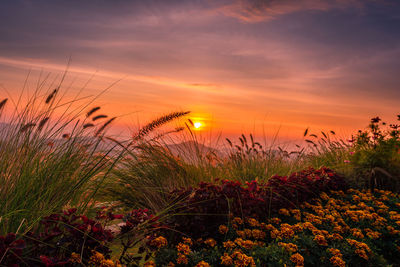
[0,0,399,144]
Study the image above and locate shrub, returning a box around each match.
[0,233,26,266]
[0,207,162,266]
[349,115,400,191]
[24,208,118,265]
[164,167,347,241]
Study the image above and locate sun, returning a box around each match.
[193,122,202,129]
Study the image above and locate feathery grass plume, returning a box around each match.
[86,106,100,117]
[20,123,36,132]
[188,118,194,127]
[226,138,233,147]
[330,130,336,135]
[45,88,57,104]
[149,126,185,142]
[321,131,328,139]
[0,98,7,110]
[305,139,315,145]
[92,114,108,121]
[304,128,309,137]
[37,117,49,131]
[309,134,318,138]
[241,134,247,145]
[83,123,94,129]
[239,137,244,146]
[134,111,190,140]
[95,117,116,137]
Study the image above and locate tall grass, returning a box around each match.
[105,117,396,213]
[302,130,353,174]
[103,124,315,212]
[0,75,120,234]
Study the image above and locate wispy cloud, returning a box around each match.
[0,0,399,138]
[218,0,367,23]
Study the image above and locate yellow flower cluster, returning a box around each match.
[151,236,168,249]
[231,250,256,267]
[182,237,193,246]
[70,252,81,263]
[290,253,304,267]
[221,253,234,265]
[347,239,371,260]
[204,238,217,247]
[195,260,210,267]
[176,240,191,265]
[219,224,229,234]
[177,242,191,255]
[88,251,121,267]
[327,248,345,267]
[156,188,400,266]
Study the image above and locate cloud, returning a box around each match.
[218,0,366,22]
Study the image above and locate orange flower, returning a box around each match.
[195,261,210,267]
[144,261,156,267]
[330,256,345,267]
[279,208,290,216]
[70,253,81,263]
[176,243,191,255]
[313,235,328,246]
[251,229,266,239]
[182,237,193,246]
[221,253,233,266]
[151,236,168,249]
[247,218,260,227]
[223,240,236,249]
[327,248,343,258]
[290,253,304,266]
[204,238,217,247]
[350,228,364,239]
[177,253,188,264]
[219,225,228,234]
[233,217,243,225]
[280,224,295,239]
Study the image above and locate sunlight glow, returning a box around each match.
[194,122,202,129]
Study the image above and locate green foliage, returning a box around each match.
[349,116,400,191]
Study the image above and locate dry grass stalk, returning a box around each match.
[95,117,116,136]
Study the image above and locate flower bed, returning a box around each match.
[152,189,400,266]
[2,167,400,266]
[165,167,347,241]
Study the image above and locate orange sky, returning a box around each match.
[0,1,399,145]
